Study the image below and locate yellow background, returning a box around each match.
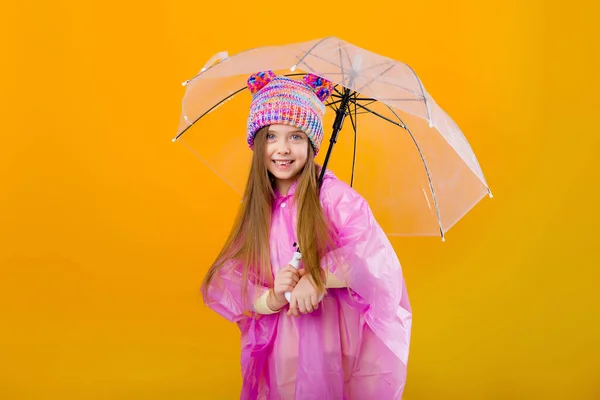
[1,0,598,399]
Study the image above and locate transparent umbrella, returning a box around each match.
[174,37,492,240]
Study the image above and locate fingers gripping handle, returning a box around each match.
[284,246,325,303]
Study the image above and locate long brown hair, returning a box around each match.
[202,126,332,303]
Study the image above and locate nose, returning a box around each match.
[276,139,290,155]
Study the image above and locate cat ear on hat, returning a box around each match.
[247,70,276,96]
[303,74,334,102]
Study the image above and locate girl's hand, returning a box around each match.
[273,265,301,304]
[287,271,321,317]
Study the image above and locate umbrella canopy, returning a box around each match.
[174,37,491,239]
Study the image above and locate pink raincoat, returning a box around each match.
[204,171,412,399]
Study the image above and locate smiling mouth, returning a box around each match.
[273,160,294,165]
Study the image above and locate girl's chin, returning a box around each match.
[271,171,296,180]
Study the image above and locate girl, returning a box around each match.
[202,70,412,399]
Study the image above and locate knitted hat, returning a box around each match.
[246,70,333,156]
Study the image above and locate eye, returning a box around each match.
[266,133,276,140]
[291,134,303,140]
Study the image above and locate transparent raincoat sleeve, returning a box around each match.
[202,259,268,323]
[320,179,412,364]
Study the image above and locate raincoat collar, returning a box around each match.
[273,179,299,200]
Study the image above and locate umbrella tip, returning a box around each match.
[182,80,189,86]
[428,121,434,128]
[171,137,177,143]
[290,65,297,72]
[488,190,494,199]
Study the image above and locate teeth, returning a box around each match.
[275,161,292,165]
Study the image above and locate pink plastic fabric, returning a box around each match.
[203,171,412,399]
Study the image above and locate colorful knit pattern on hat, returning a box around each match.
[246,71,333,156]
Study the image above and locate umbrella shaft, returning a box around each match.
[319,88,352,189]
[332,88,352,138]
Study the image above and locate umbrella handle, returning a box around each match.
[284,251,302,302]
[199,51,229,73]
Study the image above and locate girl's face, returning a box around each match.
[264,124,310,192]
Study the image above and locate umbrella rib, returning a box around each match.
[300,52,354,79]
[375,77,423,98]
[339,44,346,86]
[384,104,445,240]
[356,97,421,103]
[353,60,423,98]
[381,98,423,102]
[325,101,340,112]
[404,64,433,125]
[355,63,396,93]
[350,57,396,75]
[293,37,335,71]
[174,86,248,141]
[348,93,359,187]
[326,84,343,112]
[343,45,353,71]
[356,99,378,108]
[302,51,396,84]
[353,103,406,129]
[325,98,344,108]
[352,95,377,113]
[299,59,318,74]
[354,102,444,238]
